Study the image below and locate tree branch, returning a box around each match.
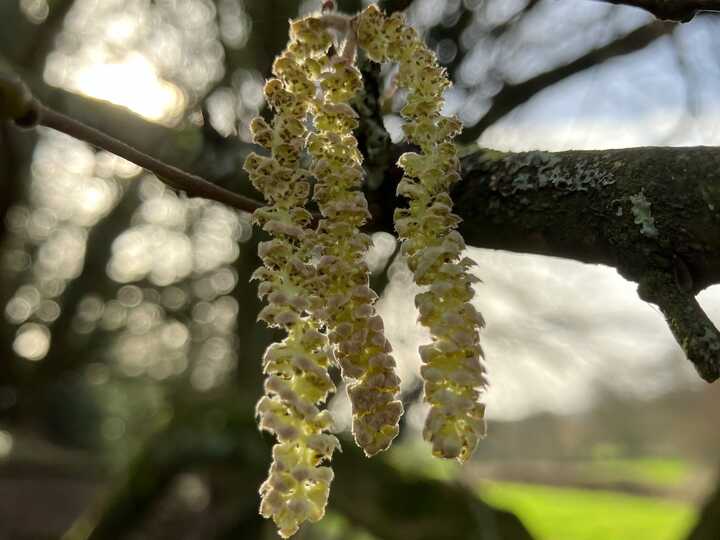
[460,20,675,142]
[0,73,262,213]
[450,146,720,382]
[591,0,720,22]
[37,104,262,212]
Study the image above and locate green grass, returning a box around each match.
[479,481,697,540]
[583,457,693,487]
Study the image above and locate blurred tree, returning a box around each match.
[686,471,720,540]
[0,0,719,539]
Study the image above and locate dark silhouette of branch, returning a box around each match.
[378,0,414,13]
[62,412,534,540]
[591,0,720,22]
[460,20,675,141]
[21,0,76,68]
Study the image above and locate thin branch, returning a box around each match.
[37,103,262,212]
[1,72,263,213]
[638,270,720,383]
[460,20,674,141]
[591,0,720,22]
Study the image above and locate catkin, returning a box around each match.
[358,5,488,462]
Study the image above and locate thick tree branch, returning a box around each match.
[592,0,720,22]
[460,21,674,141]
[449,146,720,382]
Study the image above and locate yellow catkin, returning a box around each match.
[305,20,403,457]
[357,5,488,463]
[243,16,338,538]
[244,5,487,535]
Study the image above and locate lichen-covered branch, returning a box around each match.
[453,146,720,290]
[446,146,720,382]
[638,271,720,382]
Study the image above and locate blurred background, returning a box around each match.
[0,0,719,539]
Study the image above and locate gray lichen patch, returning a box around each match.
[499,151,616,195]
[699,325,720,353]
[629,190,658,238]
[680,321,720,383]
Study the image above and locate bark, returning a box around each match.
[449,146,720,382]
[368,144,720,384]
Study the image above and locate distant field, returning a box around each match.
[478,481,698,540]
[581,457,693,487]
[388,443,701,539]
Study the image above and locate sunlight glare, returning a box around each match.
[13,323,51,362]
[0,431,13,459]
[72,53,185,123]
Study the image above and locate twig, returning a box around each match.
[637,271,720,383]
[459,20,674,141]
[591,0,720,22]
[38,104,262,212]
[0,72,263,213]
